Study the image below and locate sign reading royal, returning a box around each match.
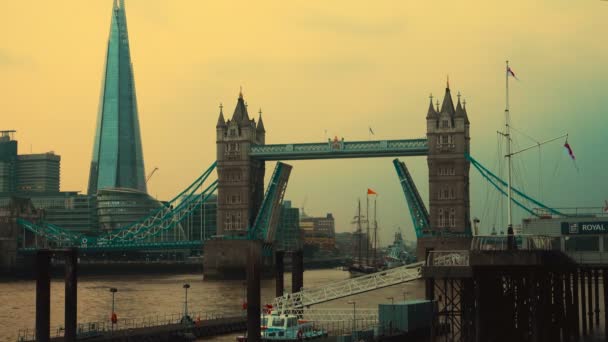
[561,222,608,235]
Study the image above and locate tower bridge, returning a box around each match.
[205,84,472,277]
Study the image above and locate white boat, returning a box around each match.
[237,312,328,341]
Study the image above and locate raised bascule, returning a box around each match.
[202,84,472,277]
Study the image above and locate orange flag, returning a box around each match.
[367,188,377,195]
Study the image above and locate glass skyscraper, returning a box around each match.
[88,0,146,195]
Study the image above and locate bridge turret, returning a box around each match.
[256,109,266,145]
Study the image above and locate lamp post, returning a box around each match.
[347,301,356,337]
[387,297,395,335]
[183,284,190,318]
[109,288,118,333]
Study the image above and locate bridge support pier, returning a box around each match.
[292,250,304,294]
[246,242,262,342]
[588,269,594,333]
[572,269,581,341]
[581,269,588,336]
[35,250,51,342]
[64,248,78,342]
[275,251,284,297]
[603,269,608,341]
[594,269,600,327]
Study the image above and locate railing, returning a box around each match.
[426,250,470,267]
[291,308,378,322]
[470,235,557,251]
[532,207,608,218]
[567,251,608,265]
[16,310,243,341]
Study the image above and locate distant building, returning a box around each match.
[276,200,302,251]
[17,153,60,193]
[335,231,370,258]
[300,212,336,251]
[96,188,160,232]
[0,131,18,193]
[0,192,97,236]
[180,194,218,241]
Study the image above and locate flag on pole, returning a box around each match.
[564,141,575,160]
[604,200,608,213]
[507,66,519,80]
[367,188,377,195]
[369,127,375,135]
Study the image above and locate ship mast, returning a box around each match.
[366,195,370,265]
[505,60,513,233]
[373,196,378,267]
[357,199,362,263]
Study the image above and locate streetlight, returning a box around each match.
[183,284,191,318]
[347,301,356,337]
[109,288,118,333]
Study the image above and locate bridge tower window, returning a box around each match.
[449,208,456,227]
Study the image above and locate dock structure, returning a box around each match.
[423,235,608,342]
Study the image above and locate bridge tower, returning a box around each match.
[205,92,267,278]
[419,83,472,258]
[216,91,266,237]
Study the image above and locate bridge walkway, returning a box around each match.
[274,261,423,312]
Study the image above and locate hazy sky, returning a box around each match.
[1,0,607,245]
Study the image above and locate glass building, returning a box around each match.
[275,201,302,251]
[96,188,160,231]
[180,194,218,241]
[88,0,147,195]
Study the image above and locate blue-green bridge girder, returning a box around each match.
[249,139,428,160]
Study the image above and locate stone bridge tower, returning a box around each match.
[419,83,472,257]
[215,91,266,237]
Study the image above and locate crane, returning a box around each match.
[146,167,159,184]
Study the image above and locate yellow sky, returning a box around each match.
[1,0,607,243]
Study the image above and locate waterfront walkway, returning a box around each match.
[18,312,246,342]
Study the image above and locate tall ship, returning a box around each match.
[347,192,381,275]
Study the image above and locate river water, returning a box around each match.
[0,269,426,342]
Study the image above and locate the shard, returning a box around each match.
[88,0,147,195]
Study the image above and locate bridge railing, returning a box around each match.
[426,250,470,267]
[470,235,558,251]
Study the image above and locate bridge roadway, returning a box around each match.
[250,138,428,160]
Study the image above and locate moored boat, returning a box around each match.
[236,312,328,341]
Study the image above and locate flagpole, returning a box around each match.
[366,193,370,266]
[505,60,513,232]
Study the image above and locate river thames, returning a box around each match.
[0,269,425,342]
